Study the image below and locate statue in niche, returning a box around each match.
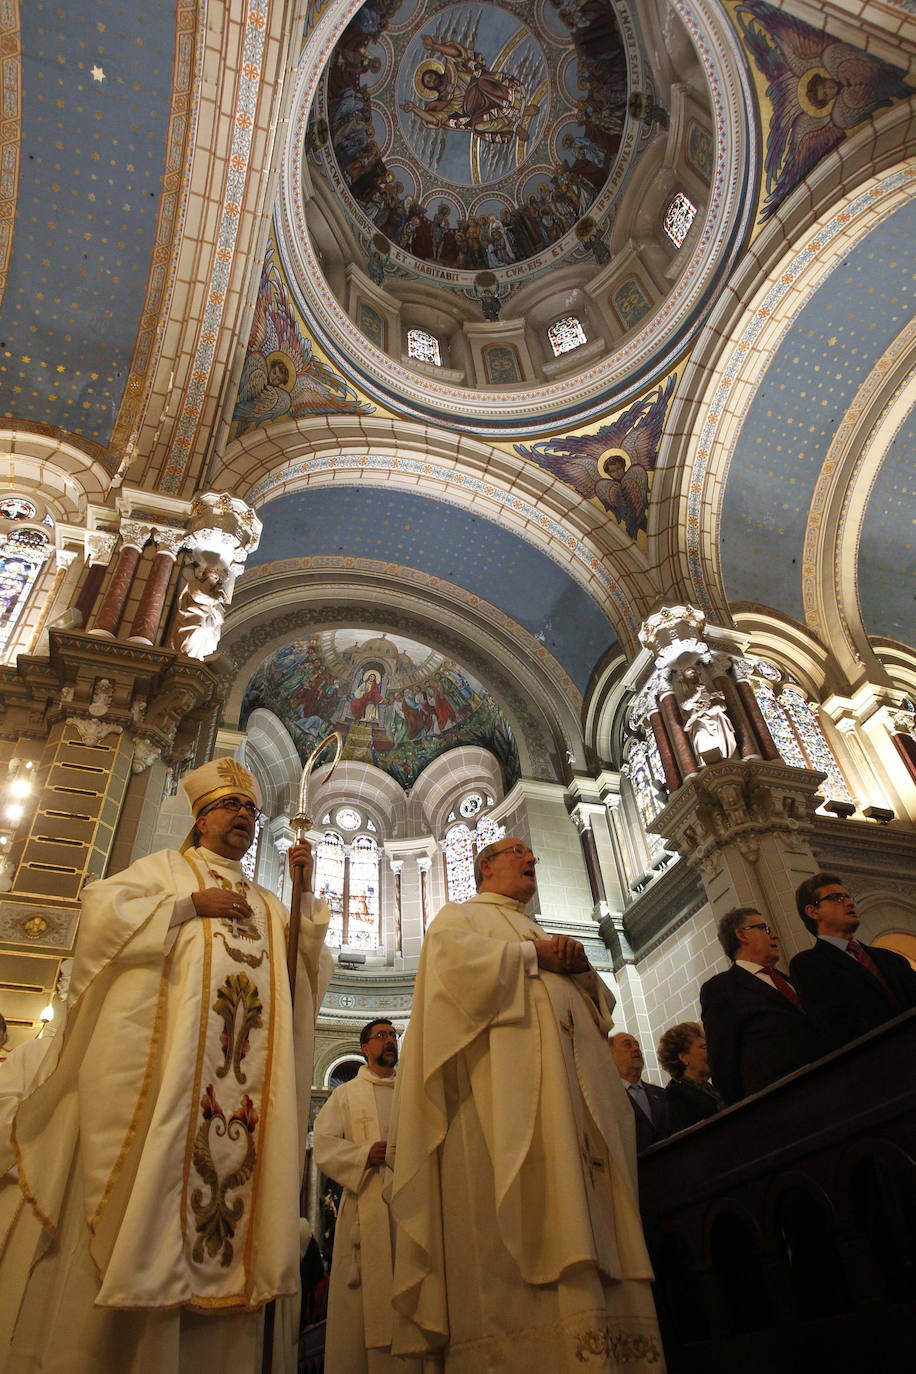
[679,664,737,765]
[170,566,227,661]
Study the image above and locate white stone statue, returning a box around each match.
[169,565,227,660]
[679,664,737,765]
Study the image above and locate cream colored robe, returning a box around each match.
[0,846,332,1374]
[314,1065,415,1373]
[388,894,665,1373]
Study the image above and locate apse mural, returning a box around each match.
[232,250,374,435]
[315,0,630,278]
[514,373,675,540]
[241,630,520,791]
[734,0,912,222]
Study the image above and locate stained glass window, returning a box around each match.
[754,682,806,767]
[316,831,346,948]
[0,524,52,658]
[459,792,483,819]
[444,824,475,904]
[781,687,853,803]
[625,741,663,851]
[443,815,506,902]
[240,815,263,883]
[407,328,441,366]
[348,835,380,950]
[474,815,505,852]
[547,315,587,357]
[336,807,361,831]
[663,191,697,247]
[0,497,37,521]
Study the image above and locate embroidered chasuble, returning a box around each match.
[388,894,665,1373]
[0,846,332,1374]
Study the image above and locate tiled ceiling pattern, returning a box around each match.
[858,401,916,645]
[249,486,618,690]
[721,198,916,623]
[0,0,175,447]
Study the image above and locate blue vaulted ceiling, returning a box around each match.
[721,198,916,630]
[0,0,177,450]
[858,403,916,646]
[248,486,618,691]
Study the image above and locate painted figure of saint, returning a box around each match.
[401,35,537,146]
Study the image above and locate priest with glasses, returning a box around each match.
[0,757,332,1374]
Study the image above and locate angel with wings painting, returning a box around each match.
[514,374,675,540]
[736,0,911,222]
[232,255,373,434]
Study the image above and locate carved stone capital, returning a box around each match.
[119,519,152,551]
[650,758,824,874]
[85,531,119,565]
[54,547,79,572]
[72,716,123,747]
[150,526,186,558]
[638,604,707,655]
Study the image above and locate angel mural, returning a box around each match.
[232,253,374,435]
[735,0,911,222]
[514,374,675,540]
[400,34,539,147]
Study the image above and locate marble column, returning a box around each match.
[128,527,185,645]
[89,521,150,637]
[74,531,118,627]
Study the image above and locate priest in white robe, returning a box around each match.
[0,757,333,1374]
[388,837,665,1373]
[314,1017,418,1373]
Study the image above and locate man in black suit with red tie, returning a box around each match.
[700,907,825,1106]
[789,872,916,1050]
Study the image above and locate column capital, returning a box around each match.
[85,530,119,565]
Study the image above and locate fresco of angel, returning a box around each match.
[232,254,374,434]
[514,373,675,540]
[735,0,911,222]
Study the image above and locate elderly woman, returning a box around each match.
[658,1021,723,1131]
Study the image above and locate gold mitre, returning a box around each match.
[180,757,261,851]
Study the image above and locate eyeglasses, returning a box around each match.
[812,892,852,904]
[487,844,538,863]
[367,1029,397,1041]
[742,922,773,935]
[203,796,263,822]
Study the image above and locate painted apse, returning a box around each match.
[240,629,521,790]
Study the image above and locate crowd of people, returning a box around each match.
[1,767,912,1374]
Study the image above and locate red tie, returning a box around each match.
[766,968,801,1007]
[847,941,897,1003]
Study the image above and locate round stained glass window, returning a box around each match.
[0,497,37,521]
[459,792,483,819]
[335,807,362,831]
[751,660,781,682]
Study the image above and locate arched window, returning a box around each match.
[442,813,507,903]
[547,315,587,357]
[407,328,441,367]
[749,662,853,805]
[314,826,381,950]
[622,738,665,852]
[663,191,697,247]
[0,528,52,658]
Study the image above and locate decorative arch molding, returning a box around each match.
[277,0,757,436]
[654,102,916,614]
[730,608,833,700]
[305,759,408,837]
[583,651,631,769]
[242,707,303,817]
[217,415,651,648]
[804,329,916,683]
[0,428,111,518]
[869,639,916,699]
[219,579,576,783]
[410,744,504,838]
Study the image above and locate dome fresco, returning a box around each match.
[314,0,634,283]
[240,630,521,791]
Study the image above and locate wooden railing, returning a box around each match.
[638,1010,916,1373]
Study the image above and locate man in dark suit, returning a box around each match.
[789,872,916,1050]
[700,907,825,1106]
[610,1031,673,1152]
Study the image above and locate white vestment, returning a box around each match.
[0,846,333,1374]
[314,1065,417,1373]
[388,893,665,1373]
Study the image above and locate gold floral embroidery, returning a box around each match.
[213,972,263,1083]
[190,1084,258,1266]
[574,1324,663,1364]
[213,930,266,969]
